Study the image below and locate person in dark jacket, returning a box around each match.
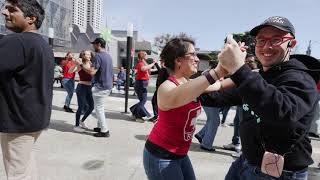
[0,0,54,179]
[202,16,319,180]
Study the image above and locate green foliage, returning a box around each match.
[154,32,194,50]
[232,31,255,56]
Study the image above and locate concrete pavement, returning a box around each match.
[0,86,319,180]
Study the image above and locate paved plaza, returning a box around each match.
[0,84,319,180]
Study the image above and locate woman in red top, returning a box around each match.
[143,38,225,180]
[62,52,76,112]
[69,50,94,133]
[130,51,157,122]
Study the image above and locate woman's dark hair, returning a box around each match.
[160,37,195,71]
[6,0,45,29]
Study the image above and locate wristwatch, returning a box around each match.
[203,70,216,85]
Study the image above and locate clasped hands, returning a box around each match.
[215,34,247,78]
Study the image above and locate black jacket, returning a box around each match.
[201,55,319,171]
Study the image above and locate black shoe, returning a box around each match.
[63,105,68,112]
[200,145,215,152]
[67,107,74,113]
[308,132,320,138]
[93,127,101,133]
[148,116,158,122]
[194,134,202,144]
[93,131,110,137]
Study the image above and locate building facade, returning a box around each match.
[87,0,102,32]
[0,0,73,48]
[72,0,87,31]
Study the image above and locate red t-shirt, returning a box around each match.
[63,61,75,79]
[147,76,202,156]
[135,61,149,81]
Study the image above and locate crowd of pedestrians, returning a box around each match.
[0,0,319,179]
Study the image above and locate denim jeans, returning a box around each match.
[116,79,125,90]
[225,155,308,180]
[195,106,220,149]
[62,78,75,107]
[130,80,151,118]
[232,106,242,145]
[92,87,111,133]
[75,84,94,126]
[221,106,231,124]
[143,148,196,180]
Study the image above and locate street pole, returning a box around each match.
[124,23,133,113]
[48,27,54,48]
[306,40,311,56]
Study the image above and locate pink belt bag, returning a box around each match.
[261,151,284,177]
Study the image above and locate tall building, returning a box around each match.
[87,0,102,32]
[72,0,87,31]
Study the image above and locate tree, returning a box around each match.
[232,31,255,56]
[154,32,194,50]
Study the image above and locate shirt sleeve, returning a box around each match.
[92,55,101,70]
[0,35,25,72]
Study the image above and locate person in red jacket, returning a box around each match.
[143,37,225,180]
[62,52,76,112]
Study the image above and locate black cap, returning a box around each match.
[91,37,106,47]
[250,16,295,38]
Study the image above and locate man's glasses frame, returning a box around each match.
[254,36,294,47]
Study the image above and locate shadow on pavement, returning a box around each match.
[308,167,320,180]
[49,119,95,136]
[109,92,152,101]
[82,160,105,170]
[134,134,148,141]
[53,87,66,92]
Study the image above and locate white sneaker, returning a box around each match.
[73,126,85,133]
[221,123,229,127]
[223,143,241,152]
[135,118,145,123]
[79,121,88,129]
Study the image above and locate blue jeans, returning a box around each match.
[75,84,94,126]
[62,78,75,107]
[221,106,231,124]
[232,106,242,145]
[195,106,220,149]
[92,87,111,133]
[130,80,151,118]
[225,155,308,180]
[143,148,196,180]
[116,79,125,90]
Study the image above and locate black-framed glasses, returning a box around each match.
[184,52,198,58]
[254,36,293,47]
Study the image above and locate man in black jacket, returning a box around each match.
[0,0,54,179]
[203,16,319,179]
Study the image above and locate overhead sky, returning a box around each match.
[103,0,320,58]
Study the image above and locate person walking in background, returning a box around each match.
[195,106,220,151]
[149,59,169,122]
[130,51,157,123]
[116,66,126,93]
[62,52,76,113]
[0,0,54,179]
[53,62,63,87]
[143,37,225,180]
[81,38,114,138]
[69,50,94,133]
